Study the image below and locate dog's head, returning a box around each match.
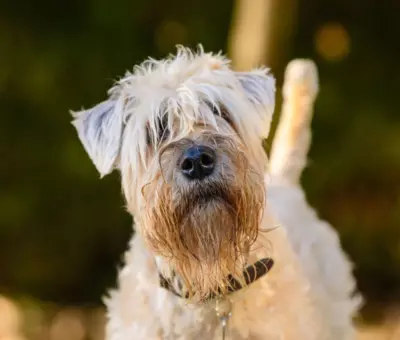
[72,46,275,300]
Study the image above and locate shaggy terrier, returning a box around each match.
[71,46,360,340]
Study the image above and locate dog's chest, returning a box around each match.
[154,281,283,340]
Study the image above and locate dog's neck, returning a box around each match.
[158,258,274,300]
[153,251,273,302]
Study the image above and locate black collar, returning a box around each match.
[159,258,274,300]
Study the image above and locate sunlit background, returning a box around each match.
[1,0,399,339]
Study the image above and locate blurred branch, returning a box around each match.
[228,0,298,77]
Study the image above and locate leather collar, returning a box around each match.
[159,257,274,300]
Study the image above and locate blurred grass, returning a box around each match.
[1,295,399,340]
[0,295,105,340]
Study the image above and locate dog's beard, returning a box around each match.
[141,151,265,301]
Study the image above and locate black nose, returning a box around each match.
[180,145,216,180]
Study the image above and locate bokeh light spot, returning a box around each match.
[315,22,351,62]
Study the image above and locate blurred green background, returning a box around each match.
[0,0,399,331]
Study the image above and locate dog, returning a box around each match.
[71,46,360,339]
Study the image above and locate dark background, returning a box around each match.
[1,0,399,323]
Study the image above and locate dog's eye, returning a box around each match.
[208,103,236,130]
[157,115,170,142]
[146,115,169,146]
[219,107,234,127]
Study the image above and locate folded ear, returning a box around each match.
[236,70,276,138]
[71,99,124,177]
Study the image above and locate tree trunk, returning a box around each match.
[228,0,298,81]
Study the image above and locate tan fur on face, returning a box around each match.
[137,122,265,301]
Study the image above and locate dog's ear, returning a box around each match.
[236,70,276,137]
[71,99,124,177]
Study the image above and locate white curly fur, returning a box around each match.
[71,47,361,339]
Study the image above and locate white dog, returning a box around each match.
[71,46,361,339]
